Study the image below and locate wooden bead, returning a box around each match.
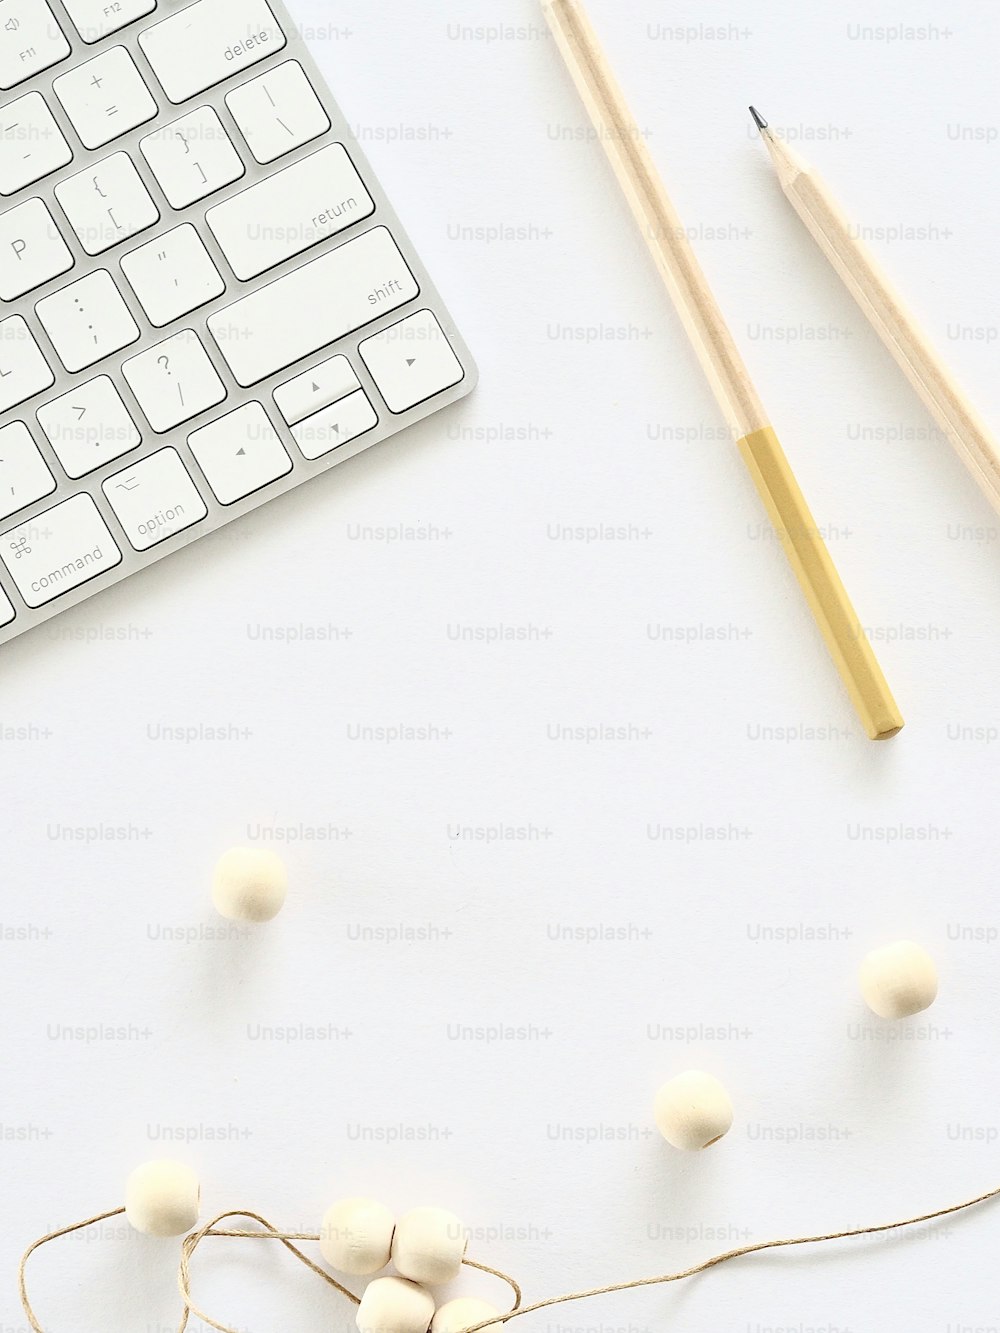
[860,940,938,1019]
[319,1197,395,1275]
[356,1277,435,1333]
[391,1207,467,1285]
[432,1298,503,1333]
[124,1160,200,1237]
[654,1070,733,1151]
[211,847,287,922]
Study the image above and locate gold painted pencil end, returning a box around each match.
[872,718,905,742]
[736,427,904,743]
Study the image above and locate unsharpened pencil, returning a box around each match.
[540,0,903,740]
[751,107,1000,517]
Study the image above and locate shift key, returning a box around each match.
[208,226,419,387]
[139,0,286,104]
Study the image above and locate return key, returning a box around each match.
[206,144,375,281]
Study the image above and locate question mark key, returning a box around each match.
[122,329,226,433]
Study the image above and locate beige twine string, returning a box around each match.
[176,1211,362,1332]
[18,1206,126,1333]
[18,1184,1000,1333]
[463,1256,524,1309]
[461,1182,1000,1332]
[176,1218,524,1333]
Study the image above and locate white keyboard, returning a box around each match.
[0,0,476,644]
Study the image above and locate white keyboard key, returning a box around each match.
[188,401,291,504]
[139,0,286,105]
[274,354,359,426]
[1,492,121,607]
[36,374,141,478]
[0,583,13,626]
[0,0,70,90]
[360,310,465,414]
[62,0,157,44]
[55,151,159,256]
[0,420,56,521]
[0,199,73,300]
[0,315,54,411]
[206,143,373,281]
[53,46,157,151]
[0,92,73,197]
[226,60,330,165]
[103,447,208,551]
[122,328,225,433]
[292,390,377,461]
[36,269,140,373]
[208,226,418,387]
[120,223,225,327]
[140,106,244,209]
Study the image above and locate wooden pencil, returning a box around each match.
[751,107,1000,516]
[540,0,903,740]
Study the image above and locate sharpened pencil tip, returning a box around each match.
[749,106,768,132]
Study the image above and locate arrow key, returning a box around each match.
[292,389,377,461]
[359,309,465,414]
[274,353,361,426]
[189,402,292,505]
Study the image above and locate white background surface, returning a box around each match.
[3,0,1000,1328]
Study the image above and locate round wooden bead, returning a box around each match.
[860,940,938,1019]
[432,1298,503,1333]
[124,1160,200,1237]
[655,1070,733,1151]
[356,1277,435,1333]
[391,1207,467,1285]
[211,847,287,922]
[319,1197,395,1275]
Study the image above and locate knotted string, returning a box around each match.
[19,1183,1000,1333]
[177,1210,361,1332]
[177,1217,523,1333]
